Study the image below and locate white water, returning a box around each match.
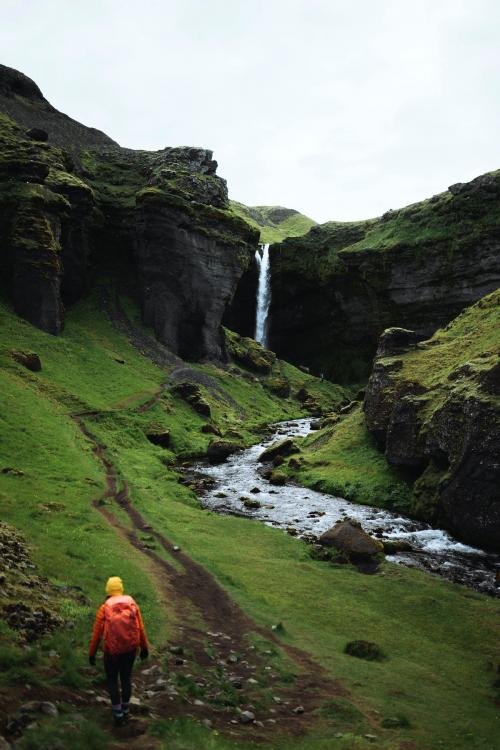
[254,243,271,348]
[193,419,500,596]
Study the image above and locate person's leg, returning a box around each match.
[118,651,136,718]
[103,653,124,724]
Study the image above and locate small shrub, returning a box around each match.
[344,640,385,661]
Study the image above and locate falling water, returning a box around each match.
[255,243,271,348]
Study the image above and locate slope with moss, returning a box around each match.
[230,201,317,244]
[269,172,500,381]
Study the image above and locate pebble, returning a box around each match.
[202,719,213,728]
[293,705,304,714]
[239,710,255,724]
[194,699,205,706]
[173,546,180,552]
[364,735,378,742]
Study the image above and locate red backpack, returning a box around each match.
[103,595,141,655]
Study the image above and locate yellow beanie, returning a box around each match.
[105,576,124,596]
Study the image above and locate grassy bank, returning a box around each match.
[0,297,499,750]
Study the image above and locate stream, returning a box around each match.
[191,419,500,597]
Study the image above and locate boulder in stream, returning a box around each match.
[319,520,384,559]
[207,440,242,464]
[258,438,298,463]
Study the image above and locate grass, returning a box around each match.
[0,295,499,750]
[284,409,413,511]
[230,200,317,244]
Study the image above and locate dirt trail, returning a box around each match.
[71,413,358,744]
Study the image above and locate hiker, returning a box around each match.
[88,576,149,726]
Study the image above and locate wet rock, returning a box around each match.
[319,521,383,558]
[207,440,242,464]
[259,438,298,463]
[269,471,287,486]
[11,350,42,372]
[382,539,413,554]
[345,640,384,661]
[241,497,261,509]
[250,486,261,493]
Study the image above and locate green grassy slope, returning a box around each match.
[230,201,317,244]
[0,298,499,750]
[273,170,500,280]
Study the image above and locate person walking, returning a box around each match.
[89,576,149,726]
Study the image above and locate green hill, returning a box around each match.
[230,200,317,244]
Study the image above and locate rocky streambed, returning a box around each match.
[191,419,500,597]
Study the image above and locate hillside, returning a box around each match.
[282,291,500,550]
[1,62,500,750]
[230,200,317,244]
[1,293,500,750]
[267,173,500,381]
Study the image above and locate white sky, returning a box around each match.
[2,0,500,222]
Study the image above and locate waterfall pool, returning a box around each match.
[189,418,500,597]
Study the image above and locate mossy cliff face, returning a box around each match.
[0,65,258,359]
[269,177,500,381]
[364,292,500,551]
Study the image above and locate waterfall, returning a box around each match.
[255,243,271,348]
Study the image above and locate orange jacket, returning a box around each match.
[88,596,149,657]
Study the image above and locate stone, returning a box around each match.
[26,127,48,141]
[11,350,42,372]
[258,438,298,463]
[207,440,242,464]
[201,423,221,436]
[39,702,58,717]
[319,521,383,558]
[344,640,383,661]
[239,710,255,724]
[169,645,184,655]
[293,705,304,714]
[269,471,287,486]
[145,430,170,448]
[0,736,12,750]
[382,539,413,554]
[242,497,261,509]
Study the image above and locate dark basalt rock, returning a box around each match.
[364,306,500,551]
[207,440,242,464]
[145,430,171,448]
[26,127,48,142]
[11,350,42,372]
[319,521,384,558]
[258,438,298,462]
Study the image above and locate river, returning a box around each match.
[191,418,499,597]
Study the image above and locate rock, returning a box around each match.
[207,440,242,464]
[39,702,58,717]
[1,467,24,476]
[266,377,291,398]
[269,471,287,486]
[364,735,379,742]
[172,382,211,417]
[319,521,383,558]
[344,640,384,661]
[288,457,301,470]
[242,497,261,509]
[169,645,184,655]
[145,430,170,448]
[381,716,410,728]
[382,539,413,554]
[250,486,261,493]
[239,710,255,724]
[11,351,42,372]
[0,736,12,750]
[375,327,420,357]
[201,423,221,436]
[26,127,48,141]
[293,705,304,714]
[259,438,298,463]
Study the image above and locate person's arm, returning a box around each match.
[88,604,106,659]
[137,606,149,654]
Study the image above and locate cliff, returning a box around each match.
[364,293,500,550]
[0,64,258,359]
[268,176,500,381]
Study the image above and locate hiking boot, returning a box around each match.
[112,710,125,727]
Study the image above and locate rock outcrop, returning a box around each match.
[363,291,500,551]
[268,178,500,381]
[0,65,259,360]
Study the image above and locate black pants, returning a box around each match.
[103,650,136,707]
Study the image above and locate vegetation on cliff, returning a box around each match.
[230,200,317,244]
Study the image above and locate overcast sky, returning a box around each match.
[2,0,499,222]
